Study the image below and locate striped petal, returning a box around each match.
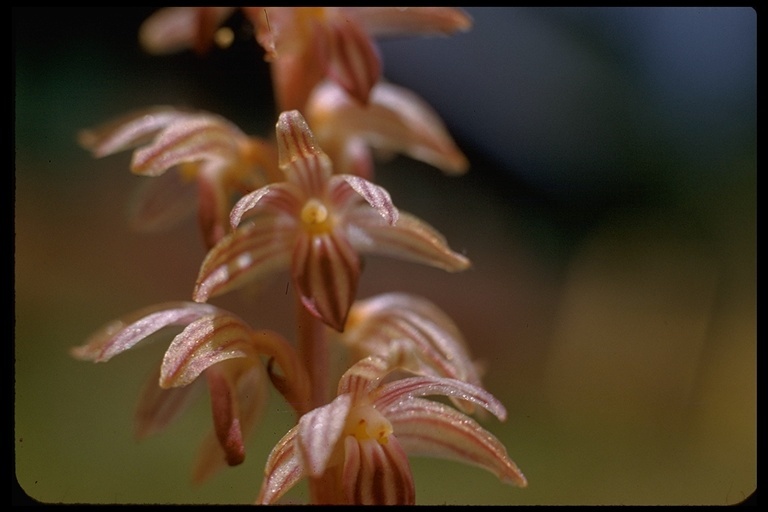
[70,301,219,362]
[342,435,415,505]
[326,18,381,106]
[344,293,483,413]
[193,215,295,302]
[348,208,471,272]
[307,80,468,175]
[292,231,360,331]
[276,110,333,194]
[297,394,353,477]
[159,313,299,390]
[229,183,303,228]
[203,360,266,467]
[257,425,304,504]
[131,115,245,177]
[331,174,398,225]
[384,397,527,488]
[77,106,194,158]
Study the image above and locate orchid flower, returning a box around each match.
[305,79,469,179]
[78,106,279,248]
[257,355,527,505]
[340,292,485,415]
[193,110,470,331]
[248,7,472,111]
[137,7,472,111]
[70,301,310,482]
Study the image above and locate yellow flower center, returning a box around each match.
[300,198,333,234]
[345,404,393,446]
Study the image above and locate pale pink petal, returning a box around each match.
[342,436,415,505]
[133,363,204,440]
[229,183,303,228]
[193,216,295,302]
[297,394,353,477]
[348,208,471,272]
[344,293,482,414]
[331,174,398,225]
[337,355,392,398]
[159,313,295,389]
[131,115,245,177]
[77,106,194,158]
[70,301,219,362]
[307,80,468,175]
[374,375,507,421]
[292,231,360,332]
[384,397,527,488]
[276,110,334,192]
[257,426,304,504]
[348,7,472,37]
[138,7,235,55]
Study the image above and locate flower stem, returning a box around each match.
[295,297,330,411]
[295,297,338,504]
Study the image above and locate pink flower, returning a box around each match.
[193,110,470,331]
[305,79,469,179]
[248,7,473,111]
[137,7,472,111]
[341,292,485,415]
[78,106,278,248]
[70,301,309,482]
[257,355,527,505]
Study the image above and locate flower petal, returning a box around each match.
[293,231,360,332]
[348,208,470,272]
[77,106,194,158]
[159,313,297,389]
[326,18,381,105]
[385,397,527,488]
[229,183,303,228]
[131,114,245,177]
[342,436,415,505]
[257,425,304,504]
[297,394,353,477]
[307,80,469,175]
[204,360,267,467]
[276,110,334,194]
[374,375,507,421]
[332,174,398,225]
[193,215,294,302]
[70,301,219,362]
[343,293,483,414]
[350,7,472,37]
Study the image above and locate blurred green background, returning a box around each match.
[14,7,756,505]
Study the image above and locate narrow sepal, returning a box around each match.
[70,301,219,362]
[385,397,527,488]
[349,209,471,272]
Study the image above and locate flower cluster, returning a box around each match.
[72,7,526,505]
